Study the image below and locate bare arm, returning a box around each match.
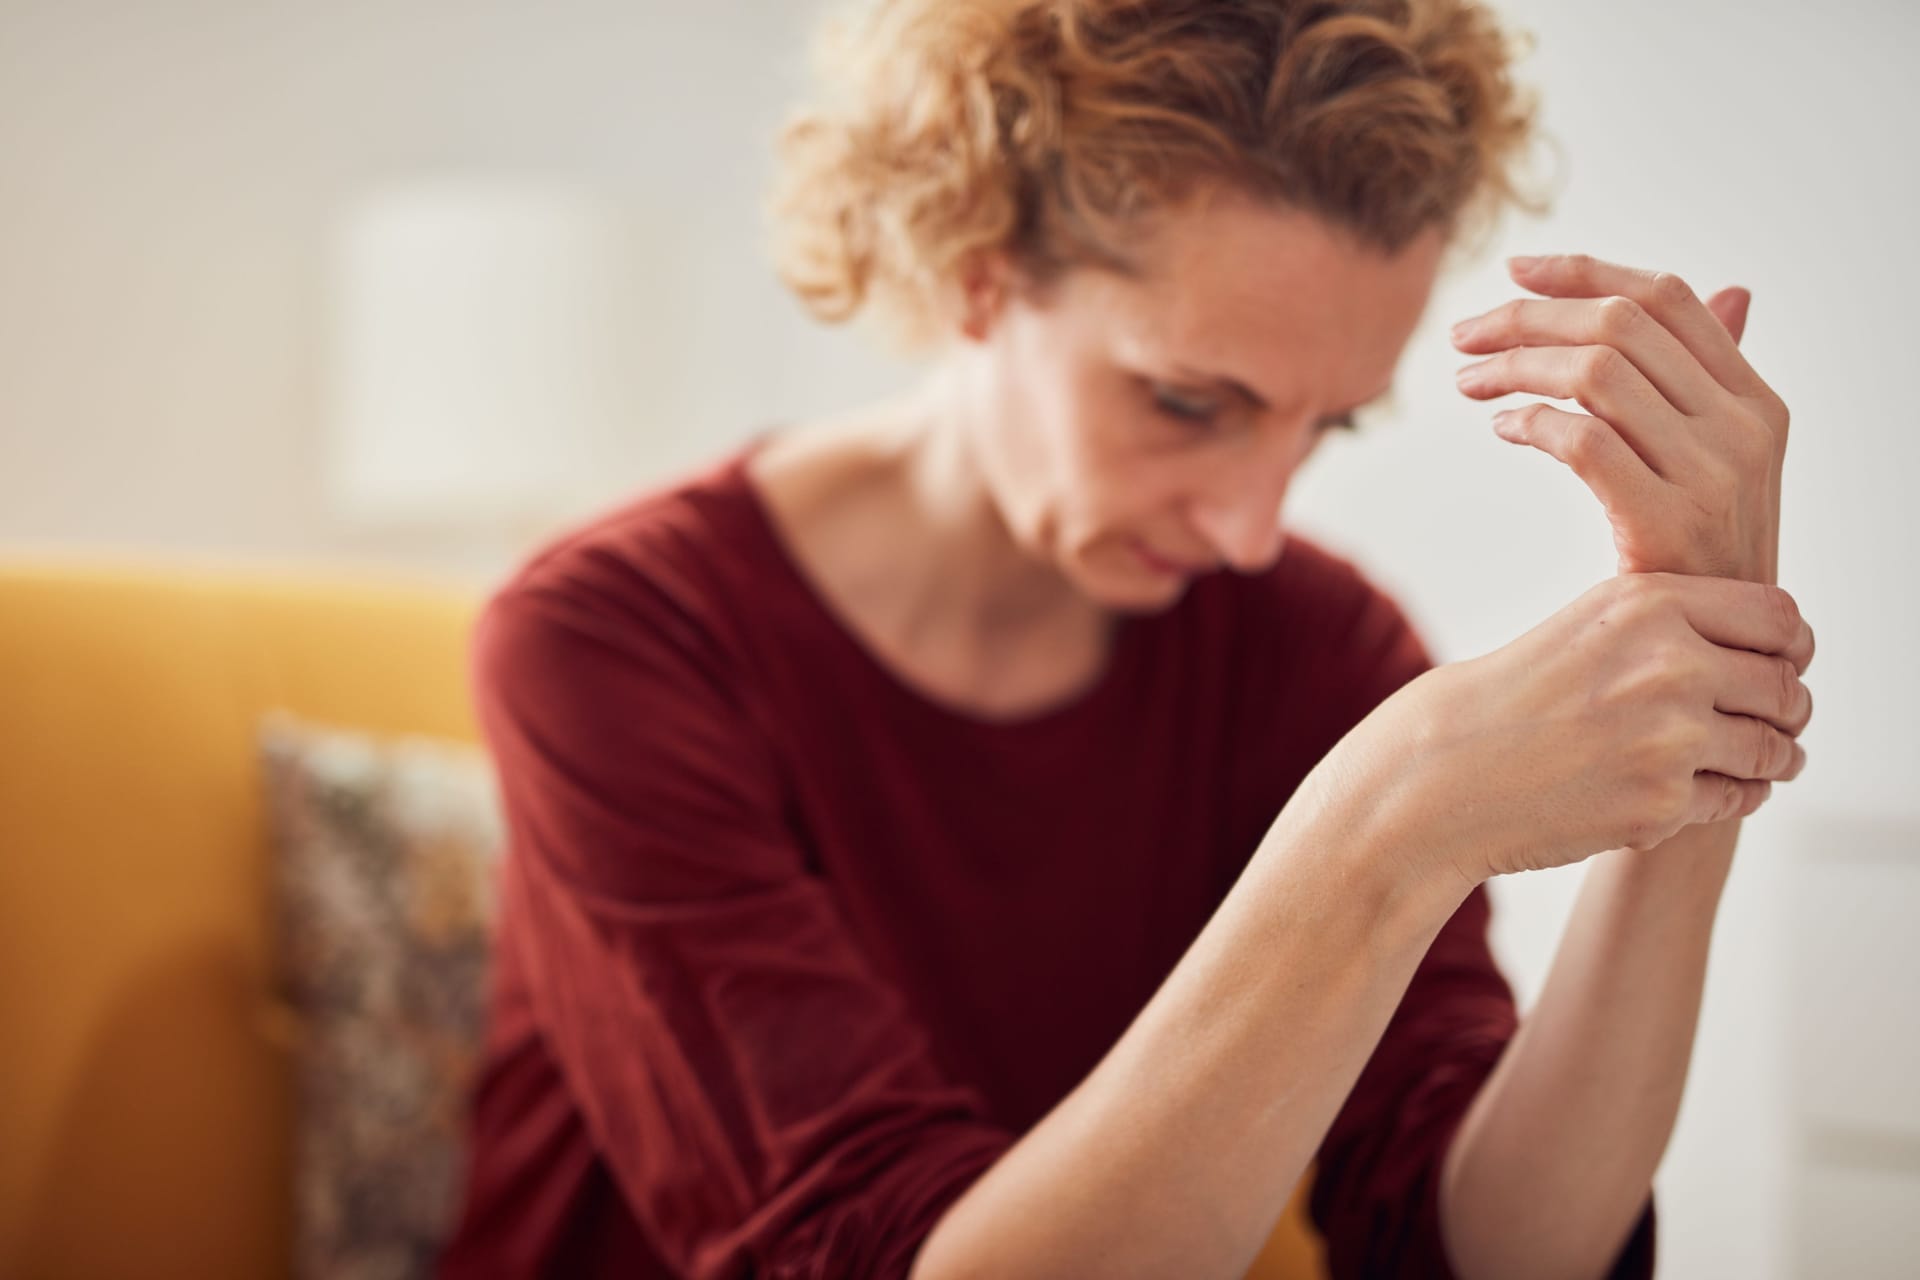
[910,768,1473,1280]
[911,567,1810,1280]
[1439,819,1735,1278]
[1440,251,1803,1280]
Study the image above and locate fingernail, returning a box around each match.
[1450,318,1475,340]
[1508,255,1542,271]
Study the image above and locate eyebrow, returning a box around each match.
[1168,363,1395,417]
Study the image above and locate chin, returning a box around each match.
[1072,555,1192,614]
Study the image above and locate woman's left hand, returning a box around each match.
[1451,253,1791,585]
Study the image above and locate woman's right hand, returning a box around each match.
[1303,572,1816,888]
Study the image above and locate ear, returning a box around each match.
[954,247,1012,342]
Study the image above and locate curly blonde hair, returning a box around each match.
[767,0,1554,351]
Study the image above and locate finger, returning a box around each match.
[1452,295,1727,417]
[1699,711,1806,783]
[1687,772,1773,826]
[1706,286,1750,346]
[1641,573,1815,673]
[1709,647,1814,737]
[1457,344,1689,478]
[1492,401,1663,515]
[1505,255,1776,401]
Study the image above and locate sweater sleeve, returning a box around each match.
[468,580,1014,1280]
[1304,580,1657,1279]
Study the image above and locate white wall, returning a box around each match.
[3,1,1914,1274]
[1285,2,1920,1274]
[0,0,910,582]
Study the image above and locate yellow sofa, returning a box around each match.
[0,556,1325,1280]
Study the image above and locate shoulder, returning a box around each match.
[501,449,756,612]
[465,453,802,897]
[462,448,808,789]
[475,445,769,676]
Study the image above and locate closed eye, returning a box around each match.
[1150,383,1222,425]
[1149,380,1367,434]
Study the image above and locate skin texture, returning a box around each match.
[748,187,1813,1277]
[1430,255,1805,1279]
[1454,256,1790,585]
[747,186,1437,720]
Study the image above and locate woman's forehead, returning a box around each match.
[1077,214,1436,403]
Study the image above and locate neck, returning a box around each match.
[749,362,1121,717]
[781,363,1103,667]
[891,369,1088,641]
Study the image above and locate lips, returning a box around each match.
[1133,538,1213,576]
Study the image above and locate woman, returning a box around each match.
[438,1,1810,1277]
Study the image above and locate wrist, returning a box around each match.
[1261,746,1481,932]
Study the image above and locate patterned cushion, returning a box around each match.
[258,710,504,1280]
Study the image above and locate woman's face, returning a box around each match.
[959,188,1447,612]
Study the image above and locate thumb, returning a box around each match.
[1708,286,1752,345]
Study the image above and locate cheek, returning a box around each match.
[1070,393,1206,540]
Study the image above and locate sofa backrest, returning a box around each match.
[0,557,480,1279]
[0,554,1332,1280]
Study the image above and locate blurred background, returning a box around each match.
[1,0,1915,1276]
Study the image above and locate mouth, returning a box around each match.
[1131,537,1211,577]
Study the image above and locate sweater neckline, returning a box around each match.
[720,425,1143,737]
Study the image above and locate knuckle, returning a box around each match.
[1755,385,1791,429]
[1674,710,1711,762]
[1638,706,1700,771]
[1559,413,1603,463]
[1727,406,1778,464]
[1577,344,1625,387]
[1653,642,1702,691]
[1750,717,1782,777]
[1776,659,1807,730]
[1706,774,1732,823]
[1719,775,1746,823]
[1768,585,1804,641]
[1648,270,1696,307]
[1622,778,1682,849]
[1512,402,1559,443]
[1769,727,1797,779]
[1621,819,1662,852]
[1654,772,1694,823]
[1594,294,1646,340]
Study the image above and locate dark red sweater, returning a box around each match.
[436,429,1656,1279]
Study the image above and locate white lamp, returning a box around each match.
[322,176,653,530]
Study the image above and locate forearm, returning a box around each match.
[1439,817,1739,1279]
[911,781,1474,1280]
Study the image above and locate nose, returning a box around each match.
[1190,460,1292,573]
